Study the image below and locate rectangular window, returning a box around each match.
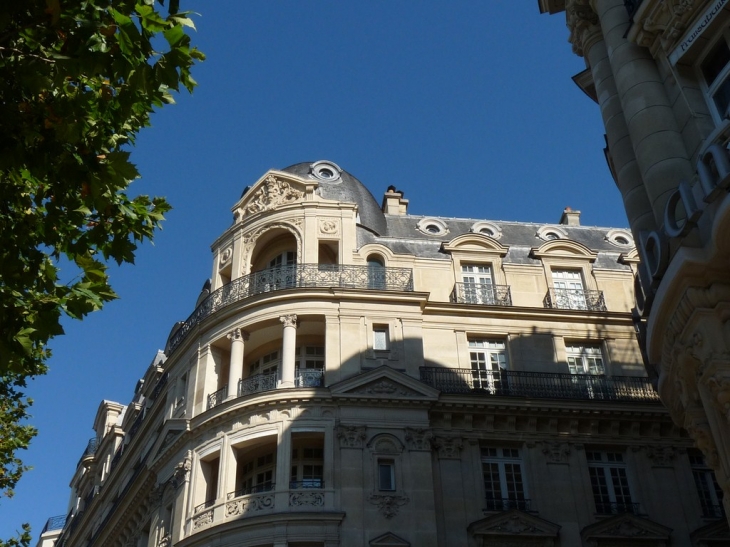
[378,460,395,491]
[291,434,324,489]
[566,344,605,375]
[586,451,636,514]
[373,326,389,351]
[481,447,527,511]
[469,339,507,393]
[551,269,587,310]
[701,35,730,119]
[689,449,725,518]
[461,264,495,304]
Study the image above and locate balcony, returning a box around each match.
[207,386,227,410]
[544,288,607,312]
[419,367,660,402]
[451,283,512,306]
[41,515,67,533]
[238,373,277,397]
[168,264,414,355]
[595,501,641,515]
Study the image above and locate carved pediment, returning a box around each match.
[150,421,187,463]
[330,366,439,401]
[233,171,309,221]
[690,518,730,546]
[469,510,561,539]
[581,513,672,544]
[369,532,410,546]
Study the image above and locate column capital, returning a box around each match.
[566,0,601,57]
[279,314,298,328]
[227,327,249,342]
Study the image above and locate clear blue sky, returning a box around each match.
[2,2,626,540]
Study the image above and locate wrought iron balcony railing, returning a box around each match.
[207,386,227,409]
[194,498,216,513]
[77,436,98,465]
[419,367,660,402]
[295,369,324,388]
[595,501,641,515]
[544,288,607,312]
[227,483,275,500]
[167,264,414,355]
[41,515,67,533]
[289,480,324,489]
[702,503,725,519]
[485,498,531,512]
[451,283,512,306]
[239,372,278,397]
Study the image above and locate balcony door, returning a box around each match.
[295,346,324,387]
[551,269,586,310]
[469,339,507,394]
[566,344,605,399]
[263,251,297,291]
[462,264,495,304]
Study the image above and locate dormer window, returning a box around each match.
[417,217,448,236]
[311,160,343,182]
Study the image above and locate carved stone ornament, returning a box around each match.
[227,328,250,343]
[319,219,339,235]
[602,520,649,537]
[280,314,298,329]
[645,446,677,467]
[157,534,171,547]
[242,175,303,217]
[172,451,192,488]
[352,380,416,397]
[541,442,571,464]
[369,493,409,519]
[225,493,274,517]
[289,491,324,507]
[404,427,432,451]
[336,425,367,448]
[192,510,213,530]
[147,483,164,508]
[484,515,540,535]
[220,246,233,265]
[565,0,601,56]
[431,436,463,459]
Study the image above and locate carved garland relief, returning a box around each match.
[239,175,304,218]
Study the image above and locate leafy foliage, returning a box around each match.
[0,0,203,542]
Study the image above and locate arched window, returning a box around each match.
[367,255,386,290]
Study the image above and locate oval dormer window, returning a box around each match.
[311,160,343,182]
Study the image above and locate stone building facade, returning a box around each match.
[537,0,730,526]
[38,161,727,546]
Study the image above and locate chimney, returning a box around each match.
[382,186,409,215]
[559,207,581,226]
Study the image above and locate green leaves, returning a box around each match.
[0,0,202,541]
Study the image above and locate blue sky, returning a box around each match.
[1,2,626,540]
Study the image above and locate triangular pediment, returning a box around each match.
[691,518,730,546]
[468,509,561,538]
[233,170,312,220]
[581,513,672,543]
[369,532,410,546]
[330,366,439,401]
[150,420,187,463]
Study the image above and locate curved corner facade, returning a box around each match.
[40,161,723,546]
[539,0,730,533]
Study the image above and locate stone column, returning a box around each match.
[226,328,249,399]
[280,314,298,388]
[593,0,695,229]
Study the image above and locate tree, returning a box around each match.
[0,0,203,542]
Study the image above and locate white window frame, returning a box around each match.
[461,264,496,305]
[566,344,605,375]
[481,447,527,510]
[373,326,389,352]
[698,30,730,123]
[291,439,324,489]
[586,451,635,514]
[551,269,587,310]
[469,339,508,393]
[689,449,725,518]
[249,350,280,377]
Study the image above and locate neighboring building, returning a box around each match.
[537,0,730,525]
[38,161,726,546]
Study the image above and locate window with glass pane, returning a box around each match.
[291,435,324,489]
[566,344,604,375]
[702,36,730,119]
[378,460,395,491]
[552,269,587,310]
[238,451,275,494]
[586,451,635,514]
[689,449,725,518]
[469,339,507,393]
[250,351,280,377]
[481,447,527,511]
[462,264,495,304]
[373,326,389,351]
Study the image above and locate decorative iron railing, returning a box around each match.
[207,386,227,409]
[544,288,607,312]
[295,369,324,388]
[624,0,644,19]
[194,498,216,514]
[239,372,278,396]
[167,264,414,355]
[227,483,276,500]
[289,480,325,489]
[151,372,169,400]
[419,367,660,402]
[702,503,725,519]
[77,436,98,465]
[128,410,145,439]
[41,515,67,533]
[485,498,531,512]
[595,501,641,515]
[451,283,512,306]
[109,443,124,471]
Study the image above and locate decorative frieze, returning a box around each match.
[352,380,416,397]
[241,175,303,217]
[192,510,213,530]
[289,491,324,507]
[225,493,275,517]
[431,436,463,459]
[336,425,367,448]
[369,494,409,519]
[645,446,677,467]
[404,427,432,451]
[541,442,571,464]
